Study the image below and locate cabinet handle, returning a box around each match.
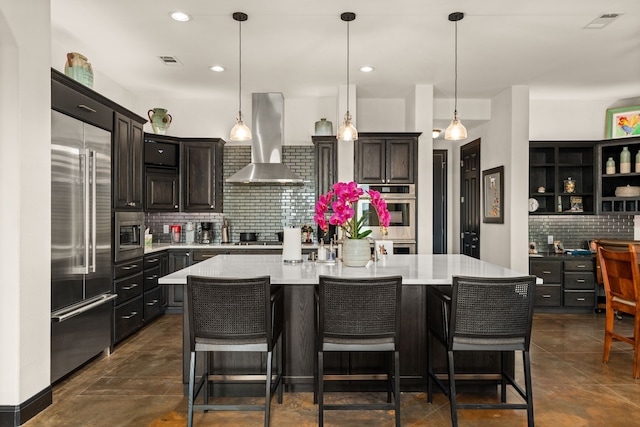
[77,104,97,113]
[121,311,138,319]
[146,300,158,306]
[147,259,159,264]
[542,294,552,298]
[210,205,214,208]
[576,298,586,301]
[127,201,137,207]
[122,264,138,270]
[576,279,586,283]
[121,284,139,290]
[174,205,179,209]
[542,271,551,274]
[576,265,586,268]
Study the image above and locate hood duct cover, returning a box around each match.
[226,93,303,184]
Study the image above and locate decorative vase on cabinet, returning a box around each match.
[620,146,631,173]
[148,108,173,135]
[341,238,371,267]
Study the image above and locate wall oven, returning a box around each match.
[357,184,416,244]
[114,211,144,262]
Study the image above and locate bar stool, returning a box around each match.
[185,275,284,427]
[315,275,403,427]
[427,275,536,427]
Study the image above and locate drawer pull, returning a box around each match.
[122,311,138,319]
[121,284,139,290]
[576,279,586,283]
[77,104,97,113]
[542,294,552,298]
[576,265,586,268]
[146,300,159,306]
[122,264,138,270]
[576,298,586,301]
[147,259,159,264]
[542,271,551,274]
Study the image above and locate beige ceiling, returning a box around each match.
[51,0,640,102]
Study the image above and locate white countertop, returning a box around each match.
[144,242,322,255]
[158,254,536,285]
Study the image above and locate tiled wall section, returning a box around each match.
[528,215,634,252]
[145,145,316,243]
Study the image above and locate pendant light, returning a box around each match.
[337,12,358,141]
[445,12,468,141]
[230,12,252,141]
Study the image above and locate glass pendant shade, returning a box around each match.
[230,113,252,141]
[337,111,358,141]
[444,111,467,141]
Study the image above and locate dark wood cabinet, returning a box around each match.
[597,136,640,213]
[145,171,179,211]
[182,139,225,212]
[529,141,595,214]
[112,257,144,344]
[166,250,192,312]
[113,112,144,210]
[355,133,419,184]
[142,252,168,325]
[312,136,337,197]
[530,256,595,312]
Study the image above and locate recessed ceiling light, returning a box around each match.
[209,65,225,72]
[169,11,191,22]
[360,65,374,73]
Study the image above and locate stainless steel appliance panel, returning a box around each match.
[357,184,416,241]
[114,211,145,262]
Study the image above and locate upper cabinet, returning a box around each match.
[529,141,596,215]
[113,112,144,210]
[597,136,640,214]
[312,136,337,197]
[181,138,225,212]
[354,133,419,184]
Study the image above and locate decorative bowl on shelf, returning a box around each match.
[615,185,640,197]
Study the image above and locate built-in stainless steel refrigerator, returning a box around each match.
[50,109,116,383]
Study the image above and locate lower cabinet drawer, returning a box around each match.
[535,285,561,306]
[564,272,595,290]
[114,296,143,344]
[143,287,163,323]
[114,272,143,304]
[564,291,595,307]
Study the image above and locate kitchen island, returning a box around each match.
[159,254,534,394]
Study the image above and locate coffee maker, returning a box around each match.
[199,222,213,244]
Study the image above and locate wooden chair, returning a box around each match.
[315,275,403,427]
[427,275,536,427]
[597,244,640,379]
[185,275,284,427]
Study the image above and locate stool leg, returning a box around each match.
[318,351,324,427]
[394,350,401,427]
[265,350,273,427]
[387,351,392,403]
[204,352,210,407]
[524,350,534,427]
[500,351,507,403]
[447,350,458,427]
[188,351,196,427]
[277,333,284,404]
[427,331,433,403]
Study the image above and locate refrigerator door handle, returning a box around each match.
[91,150,97,273]
[52,293,118,323]
[83,148,90,275]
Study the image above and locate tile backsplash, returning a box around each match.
[145,145,316,243]
[528,214,634,252]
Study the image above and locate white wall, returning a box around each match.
[0,0,51,405]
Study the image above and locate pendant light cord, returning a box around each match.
[238,19,242,115]
[346,19,350,114]
[453,19,458,115]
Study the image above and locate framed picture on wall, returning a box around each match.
[606,105,640,139]
[482,166,504,223]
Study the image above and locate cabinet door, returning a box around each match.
[182,141,220,211]
[355,139,386,183]
[113,112,143,210]
[145,173,179,211]
[386,138,415,183]
[314,138,336,197]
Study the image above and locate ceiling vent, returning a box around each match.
[158,56,182,66]
[583,13,622,29]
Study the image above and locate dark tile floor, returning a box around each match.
[26,312,640,426]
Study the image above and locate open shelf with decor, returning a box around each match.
[529,142,596,215]
[597,136,640,213]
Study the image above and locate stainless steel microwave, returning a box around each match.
[357,184,416,241]
[114,211,144,262]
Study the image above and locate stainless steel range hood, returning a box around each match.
[226,92,303,184]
